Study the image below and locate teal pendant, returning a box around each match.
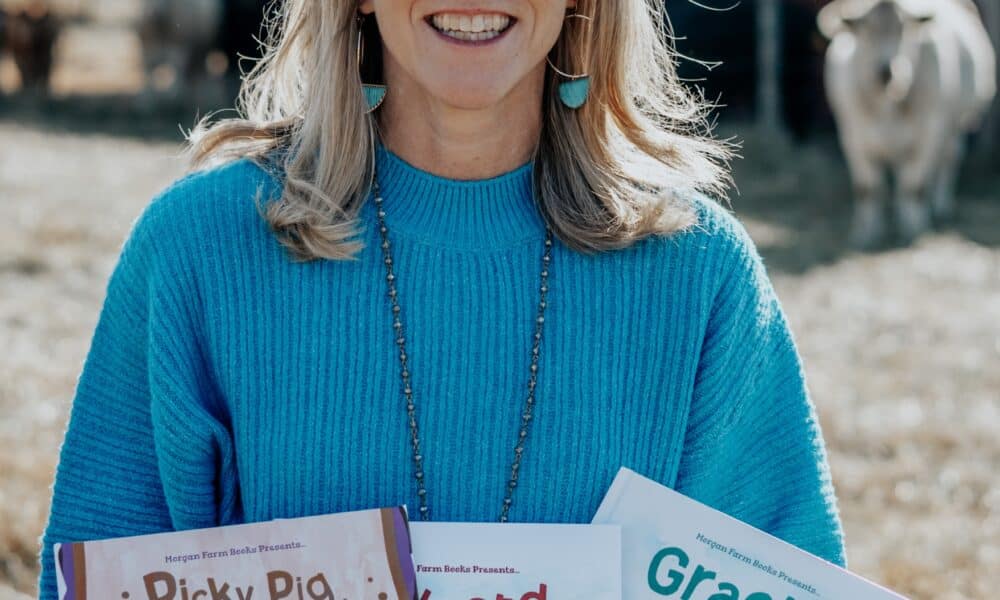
[363,84,387,112]
[558,77,590,109]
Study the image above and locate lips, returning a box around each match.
[425,12,516,43]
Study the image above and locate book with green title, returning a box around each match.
[592,467,907,600]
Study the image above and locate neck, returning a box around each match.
[376,53,545,180]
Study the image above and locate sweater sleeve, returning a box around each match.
[673,210,847,568]
[35,204,172,600]
[35,179,241,600]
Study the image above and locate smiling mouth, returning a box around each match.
[425,13,516,43]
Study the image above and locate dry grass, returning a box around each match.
[0,124,187,599]
[728,130,1000,599]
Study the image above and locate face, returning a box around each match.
[357,0,576,110]
[845,1,931,86]
[851,3,904,74]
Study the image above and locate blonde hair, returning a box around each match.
[184,0,732,262]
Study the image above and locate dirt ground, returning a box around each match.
[1,16,999,600]
[727,133,1000,600]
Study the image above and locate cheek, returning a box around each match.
[372,3,420,59]
[536,9,567,49]
[532,7,588,69]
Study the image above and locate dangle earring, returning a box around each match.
[546,11,592,109]
[357,14,386,113]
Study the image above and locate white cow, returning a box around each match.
[819,0,996,249]
[136,0,223,101]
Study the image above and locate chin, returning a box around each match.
[428,79,513,111]
[436,91,508,110]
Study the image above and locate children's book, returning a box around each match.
[54,506,418,600]
[408,521,622,600]
[592,467,908,600]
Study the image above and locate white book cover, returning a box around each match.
[592,467,907,600]
[408,522,622,600]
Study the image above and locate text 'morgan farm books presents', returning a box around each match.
[54,506,418,600]
[593,467,908,600]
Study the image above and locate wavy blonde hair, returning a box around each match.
[184,0,732,261]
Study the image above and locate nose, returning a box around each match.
[879,63,893,86]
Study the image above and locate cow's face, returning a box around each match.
[851,2,907,85]
[819,0,934,94]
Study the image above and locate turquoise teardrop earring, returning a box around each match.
[363,84,387,112]
[546,12,592,109]
[556,76,590,109]
[357,14,386,113]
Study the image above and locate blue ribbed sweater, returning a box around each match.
[37,142,846,598]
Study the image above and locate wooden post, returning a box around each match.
[757,0,785,134]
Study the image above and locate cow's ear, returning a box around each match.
[816,0,860,40]
[817,1,852,39]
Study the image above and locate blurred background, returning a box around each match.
[0,0,997,598]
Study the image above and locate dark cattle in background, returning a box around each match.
[137,0,223,99]
[136,0,270,103]
[1,1,60,92]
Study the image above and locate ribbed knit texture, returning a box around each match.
[37,142,846,599]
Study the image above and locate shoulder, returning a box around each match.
[681,193,782,330]
[633,189,766,290]
[595,189,770,330]
[136,157,278,236]
[127,156,281,257]
[107,156,282,303]
[685,190,761,261]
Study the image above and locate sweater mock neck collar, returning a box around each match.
[368,140,547,250]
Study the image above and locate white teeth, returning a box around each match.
[431,12,511,37]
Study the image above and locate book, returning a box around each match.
[54,506,418,600]
[592,467,907,599]
[408,522,622,600]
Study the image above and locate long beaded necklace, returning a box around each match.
[370,170,554,523]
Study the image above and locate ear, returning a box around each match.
[357,0,375,16]
[818,0,878,38]
[817,1,848,39]
[566,0,578,9]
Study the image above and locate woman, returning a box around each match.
[37,1,846,596]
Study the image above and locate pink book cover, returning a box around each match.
[54,506,418,600]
